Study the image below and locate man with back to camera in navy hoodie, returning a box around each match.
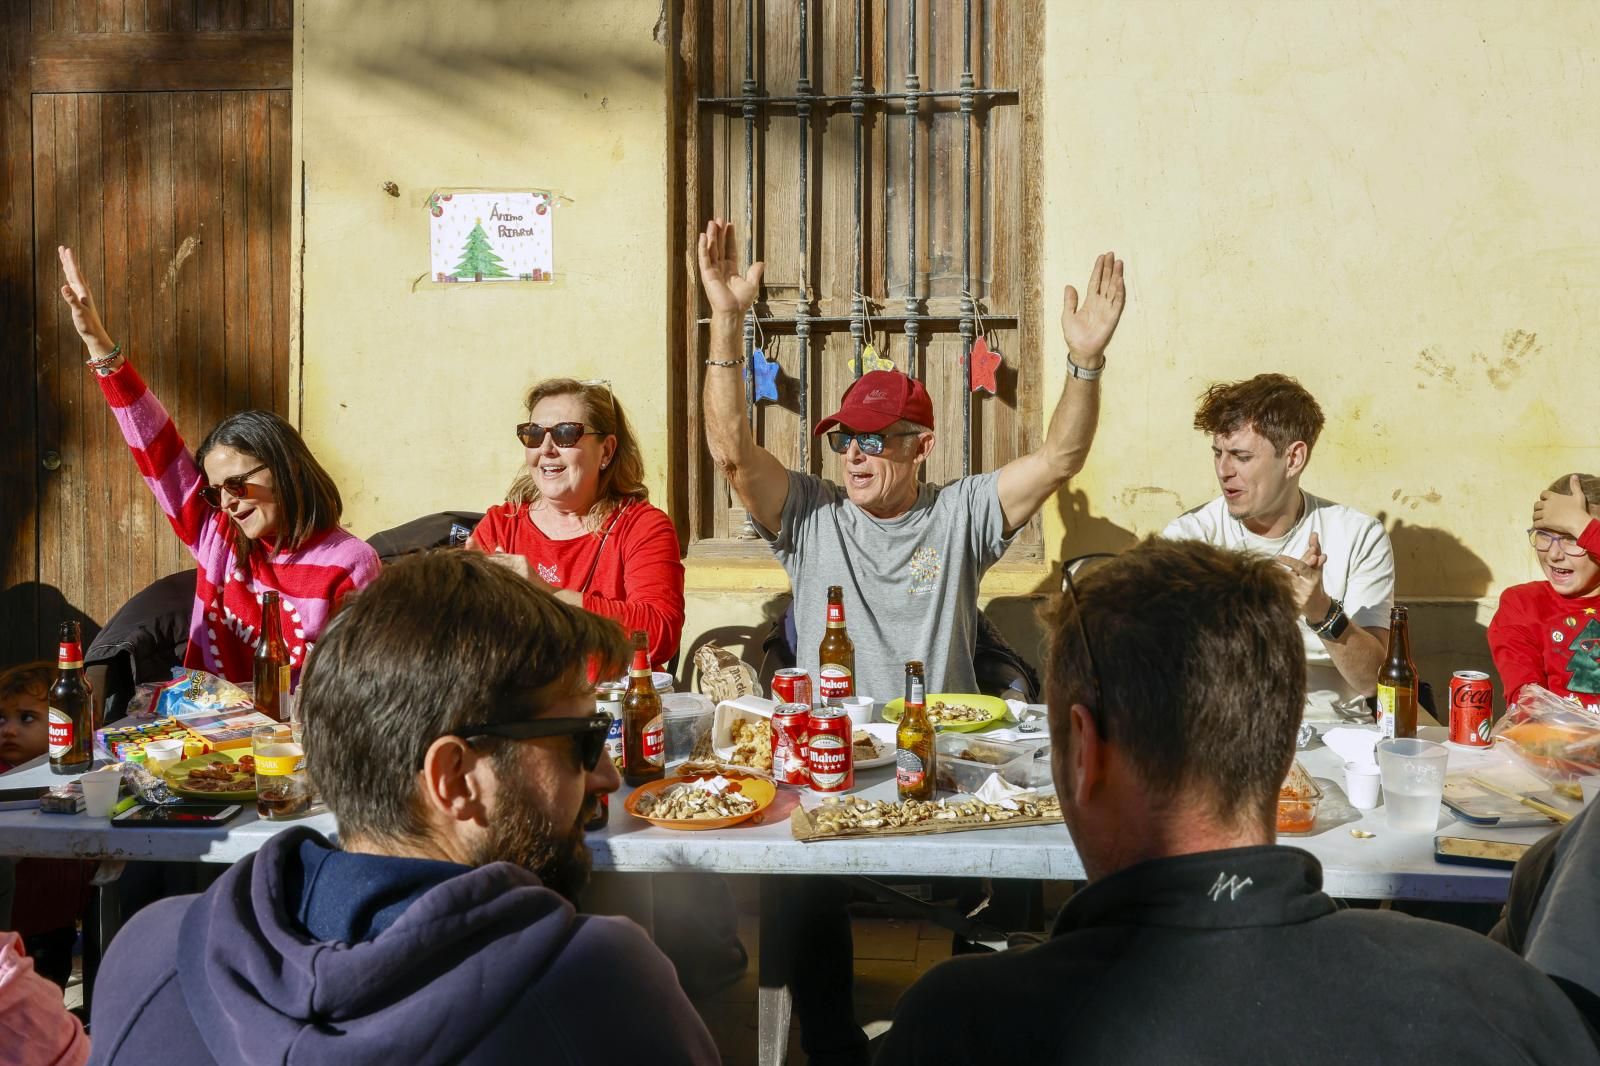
[87,550,721,1065]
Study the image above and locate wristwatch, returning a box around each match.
[1310,598,1349,640]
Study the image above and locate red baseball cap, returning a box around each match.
[813,370,936,436]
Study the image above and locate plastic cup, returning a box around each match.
[1376,738,1448,832]
[842,696,875,728]
[80,769,122,818]
[1344,761,1382,809]
[144,738,185,773]
[1579,775,1600,807]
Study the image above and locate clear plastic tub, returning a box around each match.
[934,733,1037,795]
[1276,759,1323,835]
[661,693,715,768]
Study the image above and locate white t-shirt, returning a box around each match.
[1162,492,1395,710]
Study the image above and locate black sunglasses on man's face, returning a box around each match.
[448,713,611,772]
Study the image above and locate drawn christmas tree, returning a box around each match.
[1566,617,1600,694]
[453,219,510,281]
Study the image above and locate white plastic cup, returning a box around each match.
[1344,761,1382,810]
[144,738,185,772]
[80,769,121,818]
[1579,775,1600,807]
[842,696,875,728]
[1376,737,1449,833]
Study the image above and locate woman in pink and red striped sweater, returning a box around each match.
[57,246,379,685]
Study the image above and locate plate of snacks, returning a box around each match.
[880,693,1008,733]
[852,723,897,769]
[624,774,776,831]
[165,751,257,802]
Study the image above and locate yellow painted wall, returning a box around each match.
[296,1,1600,696]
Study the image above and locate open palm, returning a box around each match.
[696,219,764,315]
[1060,252,1126,362]
[57,245,117,357]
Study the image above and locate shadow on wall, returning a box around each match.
[1380,512,1501,710]
[682,594,790,693]
[0,583,101,666]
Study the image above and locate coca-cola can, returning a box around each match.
[1449,671,1493,747]
[772,668,813,708]
[772,703,812,785]
[807,707,853,793]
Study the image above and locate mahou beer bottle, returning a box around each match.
[623,631,664,786]
[896,660,936,801]
[48,621,94,775]
[817,586,855,707]
[255,590,292,722]
[1376,606,1419,740]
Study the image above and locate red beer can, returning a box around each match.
[1449,671,1493,747]
[772,667,813,708]
[771,703,813,786]
[807,707,853,793]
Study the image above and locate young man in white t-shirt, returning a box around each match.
[1162,374,1394,712]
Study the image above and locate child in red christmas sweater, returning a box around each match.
[1488,474,1600,709]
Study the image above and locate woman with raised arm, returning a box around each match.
[467,378,684,668]
[56,246,379,684]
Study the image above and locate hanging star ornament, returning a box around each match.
[748,347,781,402]
[969,336,1002,394]
[848,342,894,378]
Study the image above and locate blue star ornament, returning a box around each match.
[749,348,781,402]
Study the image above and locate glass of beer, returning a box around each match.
[253,723,311,820]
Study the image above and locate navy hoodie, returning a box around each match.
[87,828,720,1065]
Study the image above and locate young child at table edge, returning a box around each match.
[1487,474,1600,710]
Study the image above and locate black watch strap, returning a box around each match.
[1311,598,1349,640]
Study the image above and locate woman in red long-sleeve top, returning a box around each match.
[468,379,685,669]
[1488,474,1600,709]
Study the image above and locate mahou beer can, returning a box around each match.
[807,707,853,792]
[772,668,814,708]
[1449,671,1493,747]
[772,703,813,785]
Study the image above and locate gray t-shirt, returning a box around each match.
[756,469,1016,700]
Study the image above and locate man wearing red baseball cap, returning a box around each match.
[696,217,1127,1065]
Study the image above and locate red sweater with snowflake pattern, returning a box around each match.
[1487,520,1600,709]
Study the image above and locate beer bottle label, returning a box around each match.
[642,715,665,767]
[826,602,845,626]
[819,665,853,701]
[47,707,75,757]
[57,642,83,669]
[895,748,926,791]
[1376,684,1400,740]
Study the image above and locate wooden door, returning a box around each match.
[0,1,292,661]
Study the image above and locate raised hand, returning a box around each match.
[696,219,764,316]
[1276,531,1331,621]
[1533,475,1594,539]
[1060,251,1126,367]
[57,246,117,359]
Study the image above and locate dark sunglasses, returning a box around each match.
[198,463,269,508]
[517,421,597,449]
[449,713,611,772]
[1060,553,1118,721]
[825,430,920,456]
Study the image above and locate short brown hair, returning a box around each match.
[0,661,53,705]
[1545,473,1600,518]
[1193,373,1325,457]
[506,379,648,525]
[299,550,628,849]
[1043,538,1305,832]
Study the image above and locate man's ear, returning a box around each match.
[913,431,936,465]
[419,735,493,829]
[1068,703,1106,809]
[1283,439,1309,477]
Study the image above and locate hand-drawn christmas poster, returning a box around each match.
[428,191,554,283]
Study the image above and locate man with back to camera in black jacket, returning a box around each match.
[87,550,720,1066]
[877,537,1600,1065]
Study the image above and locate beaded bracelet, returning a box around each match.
[85,342,123,375]
[704,358,745,368]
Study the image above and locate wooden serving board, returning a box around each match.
[790,803,1061,842]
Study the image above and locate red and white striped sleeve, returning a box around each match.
[96,361,210,551]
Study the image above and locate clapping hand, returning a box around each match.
[697,219,764,316]
[1060,251,1126,369]
[1276,532,1332,622]
[1533,475,1594,539]
[57,246,117,360]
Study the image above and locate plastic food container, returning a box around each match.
[660,693,716,767]
[1276,759,1323,835]
[934,733,1036,795]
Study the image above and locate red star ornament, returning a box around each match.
[969,336,1002,394]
